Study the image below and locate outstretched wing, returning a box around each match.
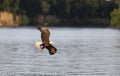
[46,44,57,55]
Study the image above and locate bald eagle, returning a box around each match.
[37,23,57,55]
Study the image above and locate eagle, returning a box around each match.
[37,23,57,55]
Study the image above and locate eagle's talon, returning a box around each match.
[40,44,45,49]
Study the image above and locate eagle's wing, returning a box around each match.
[46,44,57,55]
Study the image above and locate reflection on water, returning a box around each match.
[0,28,120,76]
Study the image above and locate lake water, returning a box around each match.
[0,28,120,76]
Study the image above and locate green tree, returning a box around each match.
[1,0,20,13]
[40,0,50,14]
[110,0,120,28]
[10,0,20,14]
[19,14,30,25]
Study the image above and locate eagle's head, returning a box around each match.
[37,22,48,32]
[42,22,48,27]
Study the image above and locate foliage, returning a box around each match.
[19,14,30,25]
[0,0,117,27]
[0,0,20,13]
[110,0,120,28]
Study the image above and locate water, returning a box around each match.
[0,27,120,76]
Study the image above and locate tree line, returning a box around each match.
[0,0,118,27]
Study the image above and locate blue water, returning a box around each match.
[0,28,120,76]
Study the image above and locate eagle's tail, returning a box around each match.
[46,44,57,55]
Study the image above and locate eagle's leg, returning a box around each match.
[40,43,45,49]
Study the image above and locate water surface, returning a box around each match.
[0,28,120,76]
